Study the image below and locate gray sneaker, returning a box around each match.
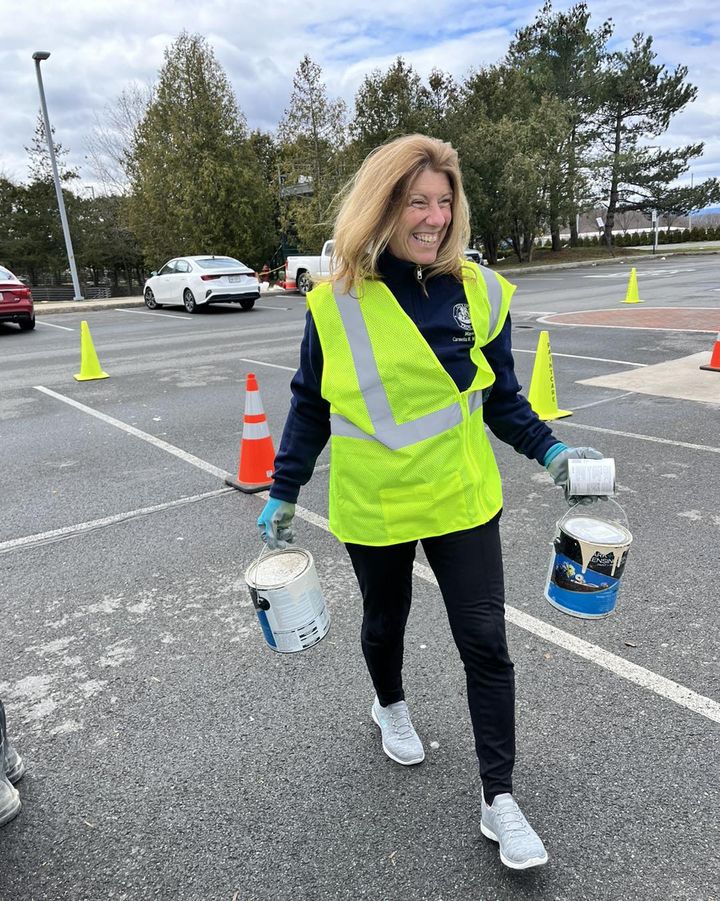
[5,741,25,785]
[481,792,548,870]
[371,697,425,765]
[0,775,21,828]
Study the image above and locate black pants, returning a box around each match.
[345,513,515,802]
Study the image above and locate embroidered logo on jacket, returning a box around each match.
[453,303,472,329]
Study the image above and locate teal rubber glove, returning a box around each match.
[257,498,296,549]
[544,443,604,505]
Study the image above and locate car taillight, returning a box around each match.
[200,274,221,281]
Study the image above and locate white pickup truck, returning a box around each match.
[284,240,335,295]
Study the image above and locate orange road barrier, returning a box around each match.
[225,373,275,492]
[699,333,720,372]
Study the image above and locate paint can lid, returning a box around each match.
[247,549,310,588]
[562,515,632,546]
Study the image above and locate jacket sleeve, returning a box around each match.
[269,310,331,503]
[482,315,559,464]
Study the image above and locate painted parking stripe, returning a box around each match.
[513,348,647,367]
[554,420,720,454]
[33,386,231,479]
[116,308,192,320]
[32,385,719,725]
[0,489,232,555]
[35,320,74,331]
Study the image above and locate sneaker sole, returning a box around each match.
[371,705,425,766]
[480,821,549,870]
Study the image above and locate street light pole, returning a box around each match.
[32,51,84,300]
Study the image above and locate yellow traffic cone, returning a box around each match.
[621,267,643,304]
[74,321,109,381]
[527,330,572,421]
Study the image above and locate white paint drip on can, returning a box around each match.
[244,548,330,653]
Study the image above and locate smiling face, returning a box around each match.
[387,168,453,266]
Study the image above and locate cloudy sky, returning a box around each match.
[1,0,718,192]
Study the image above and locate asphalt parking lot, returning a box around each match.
[1,256,719,901]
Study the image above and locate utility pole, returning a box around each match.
[32,51,83,300]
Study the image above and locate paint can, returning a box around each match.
[244,547,330,653]
[567,457,616,497]
[544,500,632,618]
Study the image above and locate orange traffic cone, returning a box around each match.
[225,373,275,492]
[699,333,720,372]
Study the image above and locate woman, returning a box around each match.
[258,134,602,870]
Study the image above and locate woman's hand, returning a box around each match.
[257,498,296,549]
[544,443,604,505]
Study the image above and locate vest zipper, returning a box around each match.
[416,265,423,282]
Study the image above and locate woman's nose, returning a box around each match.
[424,202,447,225]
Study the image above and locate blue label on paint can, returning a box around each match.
[256,609,277,648]
[547,552,619,617]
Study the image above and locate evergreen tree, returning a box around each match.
[25,112,79,184]
[596,33,702,245]
[277,56,347,252]
[350,58,433,155]
[127,32,275,268]
[507,2,613,248]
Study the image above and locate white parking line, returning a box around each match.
[571,392,635,411]
[238,358,295,372]
[555,420,720,454]
[35,321,74,331]
[513,348,647,367]
[0,489,233,554]
[116,308,192,320]
[29,384,720,725]
[33,386,231,479]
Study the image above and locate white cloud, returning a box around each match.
[1,0,717,188]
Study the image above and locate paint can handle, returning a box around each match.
[561,496,629,528]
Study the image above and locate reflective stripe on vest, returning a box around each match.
[331,266,502,450]
[475,264,504,338]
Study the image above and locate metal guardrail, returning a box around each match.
[30,285,124,302]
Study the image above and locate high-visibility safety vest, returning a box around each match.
[307,261,515,545]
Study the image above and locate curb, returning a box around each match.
[33,287,292,316]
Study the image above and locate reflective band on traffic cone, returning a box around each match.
[699,333,720,372]
[74,321,109,381]
[225,373,275,493]
[621,267,643,304]
[527,330,572,421]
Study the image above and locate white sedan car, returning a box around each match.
[143,255,260,313]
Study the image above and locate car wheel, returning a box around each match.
[18,316,35,331]
[240,299,255,311]
[183,289,198,313]
[297,271,313,296]
[144,288,161,309]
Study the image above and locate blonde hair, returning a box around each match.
[331,134,471,288]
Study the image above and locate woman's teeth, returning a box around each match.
[413,234,438,244]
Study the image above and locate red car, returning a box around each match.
[0,265,35,331]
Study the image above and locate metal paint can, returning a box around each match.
[245,548,330,653]
[544,505,632,618]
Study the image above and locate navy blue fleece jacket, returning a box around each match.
[269,251,558,503]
